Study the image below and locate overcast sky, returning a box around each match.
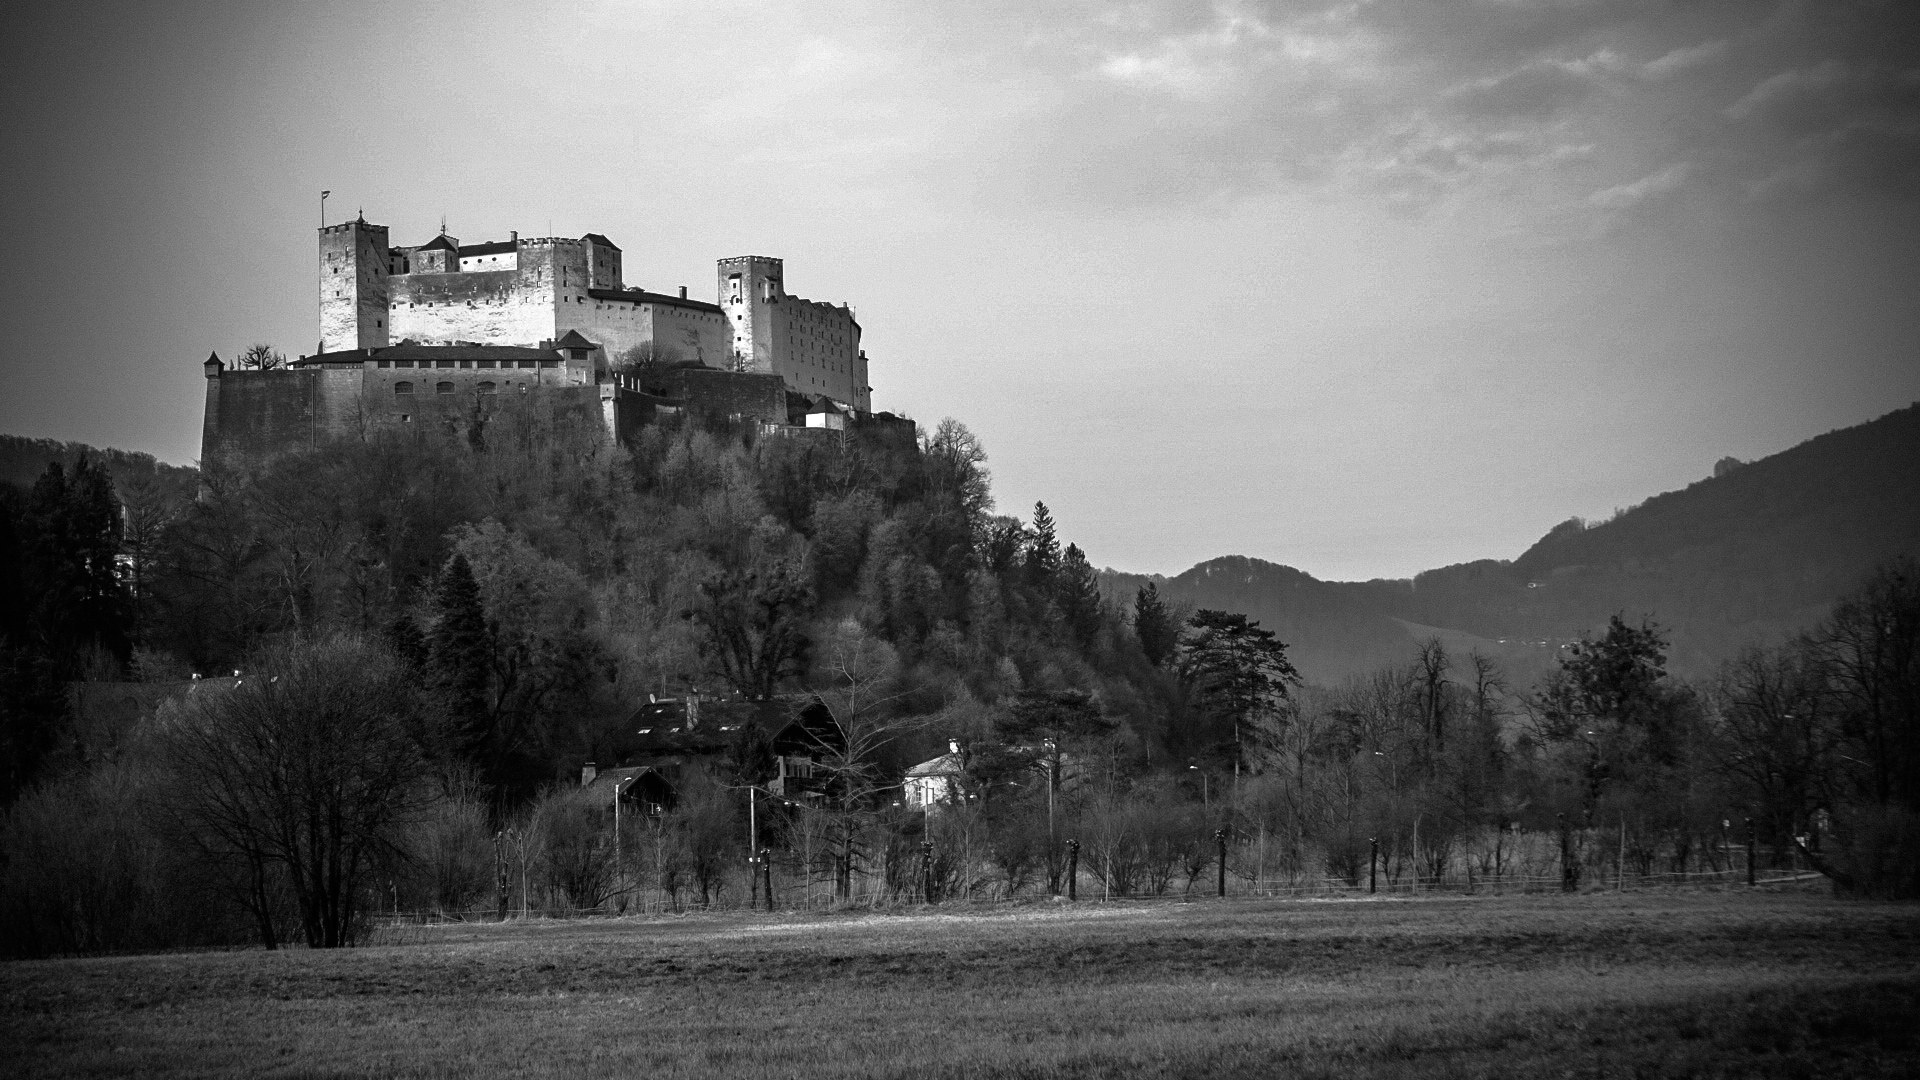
[2,0,1915,580]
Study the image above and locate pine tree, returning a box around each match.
[1134,582,1176,667]
[1025,501,1060,597]
[1057,543,1103,644]
[428,554,491,757]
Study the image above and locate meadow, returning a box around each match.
[3,889,1916,1079]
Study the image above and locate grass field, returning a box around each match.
[4,889,1917,1079]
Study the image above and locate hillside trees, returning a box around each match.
[1717,558,1920,896]
[1,456,131,803]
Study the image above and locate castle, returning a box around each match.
[201,215,878,464]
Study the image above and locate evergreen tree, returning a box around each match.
[1025,501,1060,597]
[428,554,492,757]
[1057,543,1103,644]
[1134,582,1176,667]
[1179,609,1302,775]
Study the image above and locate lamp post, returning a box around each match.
[1189,761,1208,812]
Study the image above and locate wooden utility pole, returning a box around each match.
[1746,817,1757,887]
[1215,829,1228,898]
[1369,837,1378,895]
[1065,839,1080,901]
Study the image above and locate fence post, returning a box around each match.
[1065,838,1080,901]
[1558,813,1576,893]
[1369,837,1377,895]
[761,848,774,912]
[1746,817,1757,887]
[1215,829,1228,898]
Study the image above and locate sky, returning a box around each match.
[2,0,1916,581]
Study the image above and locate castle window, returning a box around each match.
[394,382,413,395]
[476,360,494,369]
[478,381,497,394]
[400,414,410,422]
[436,382,454,395]
[518,360,536,369]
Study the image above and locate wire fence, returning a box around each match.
[370,865,1829,928]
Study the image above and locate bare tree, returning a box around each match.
[799,619,929,900]
[155,635,430,947]
[237,343,286,370]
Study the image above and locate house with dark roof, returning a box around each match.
[581,693,845,810]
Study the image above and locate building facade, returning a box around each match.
[319,216,871,411]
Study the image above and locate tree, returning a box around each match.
[1179,609,1302,776]
[1134,582,1177,667]
[428,554,491,759]
[237,343,287,370]
[155,635,429,947]
[688,560,812,699]
[1056,543,1103,644]
[801,620,925,900]
[1024,501,1060,597]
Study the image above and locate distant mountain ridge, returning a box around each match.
[1105,402,1920,684]
[0,436,198,500]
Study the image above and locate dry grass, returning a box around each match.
[4,890,1916,1078]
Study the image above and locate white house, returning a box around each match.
[903,740,966,808]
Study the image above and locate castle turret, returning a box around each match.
[719,255,781,373]
[318,216,391,352]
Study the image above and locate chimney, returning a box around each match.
[581,762,597,787]
[678,285,688,299]
[511,230,518,244]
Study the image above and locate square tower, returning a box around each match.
[319,217,391,352]
[718,256,781,373]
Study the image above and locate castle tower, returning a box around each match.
[318,216,391,353]
[718,256,781,373]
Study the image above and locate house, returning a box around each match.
[581,692,845,808]
[580,763,676,815]
[803,396,848,430]
[903,740,967,809]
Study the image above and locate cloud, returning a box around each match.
[1725,59,1850,121]
[1588,162,1691,209]
[1642,38,1728,80]
[1445,59,1601,119]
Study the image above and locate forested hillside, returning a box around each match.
[3,401,1915,956]
[1111,402,1920,682]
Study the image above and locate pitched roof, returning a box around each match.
[458,240,516,257]
[906,751,964,778]
[581,233,621,251]
[587,287,725,315]
[553,329,597,351]
[416,234,459,253]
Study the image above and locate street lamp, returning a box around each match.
[1189,761,1208,811]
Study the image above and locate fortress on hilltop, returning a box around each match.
[201,214,882,464]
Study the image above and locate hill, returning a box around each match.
[1107,402,1920,684]
[0,435,198,503]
